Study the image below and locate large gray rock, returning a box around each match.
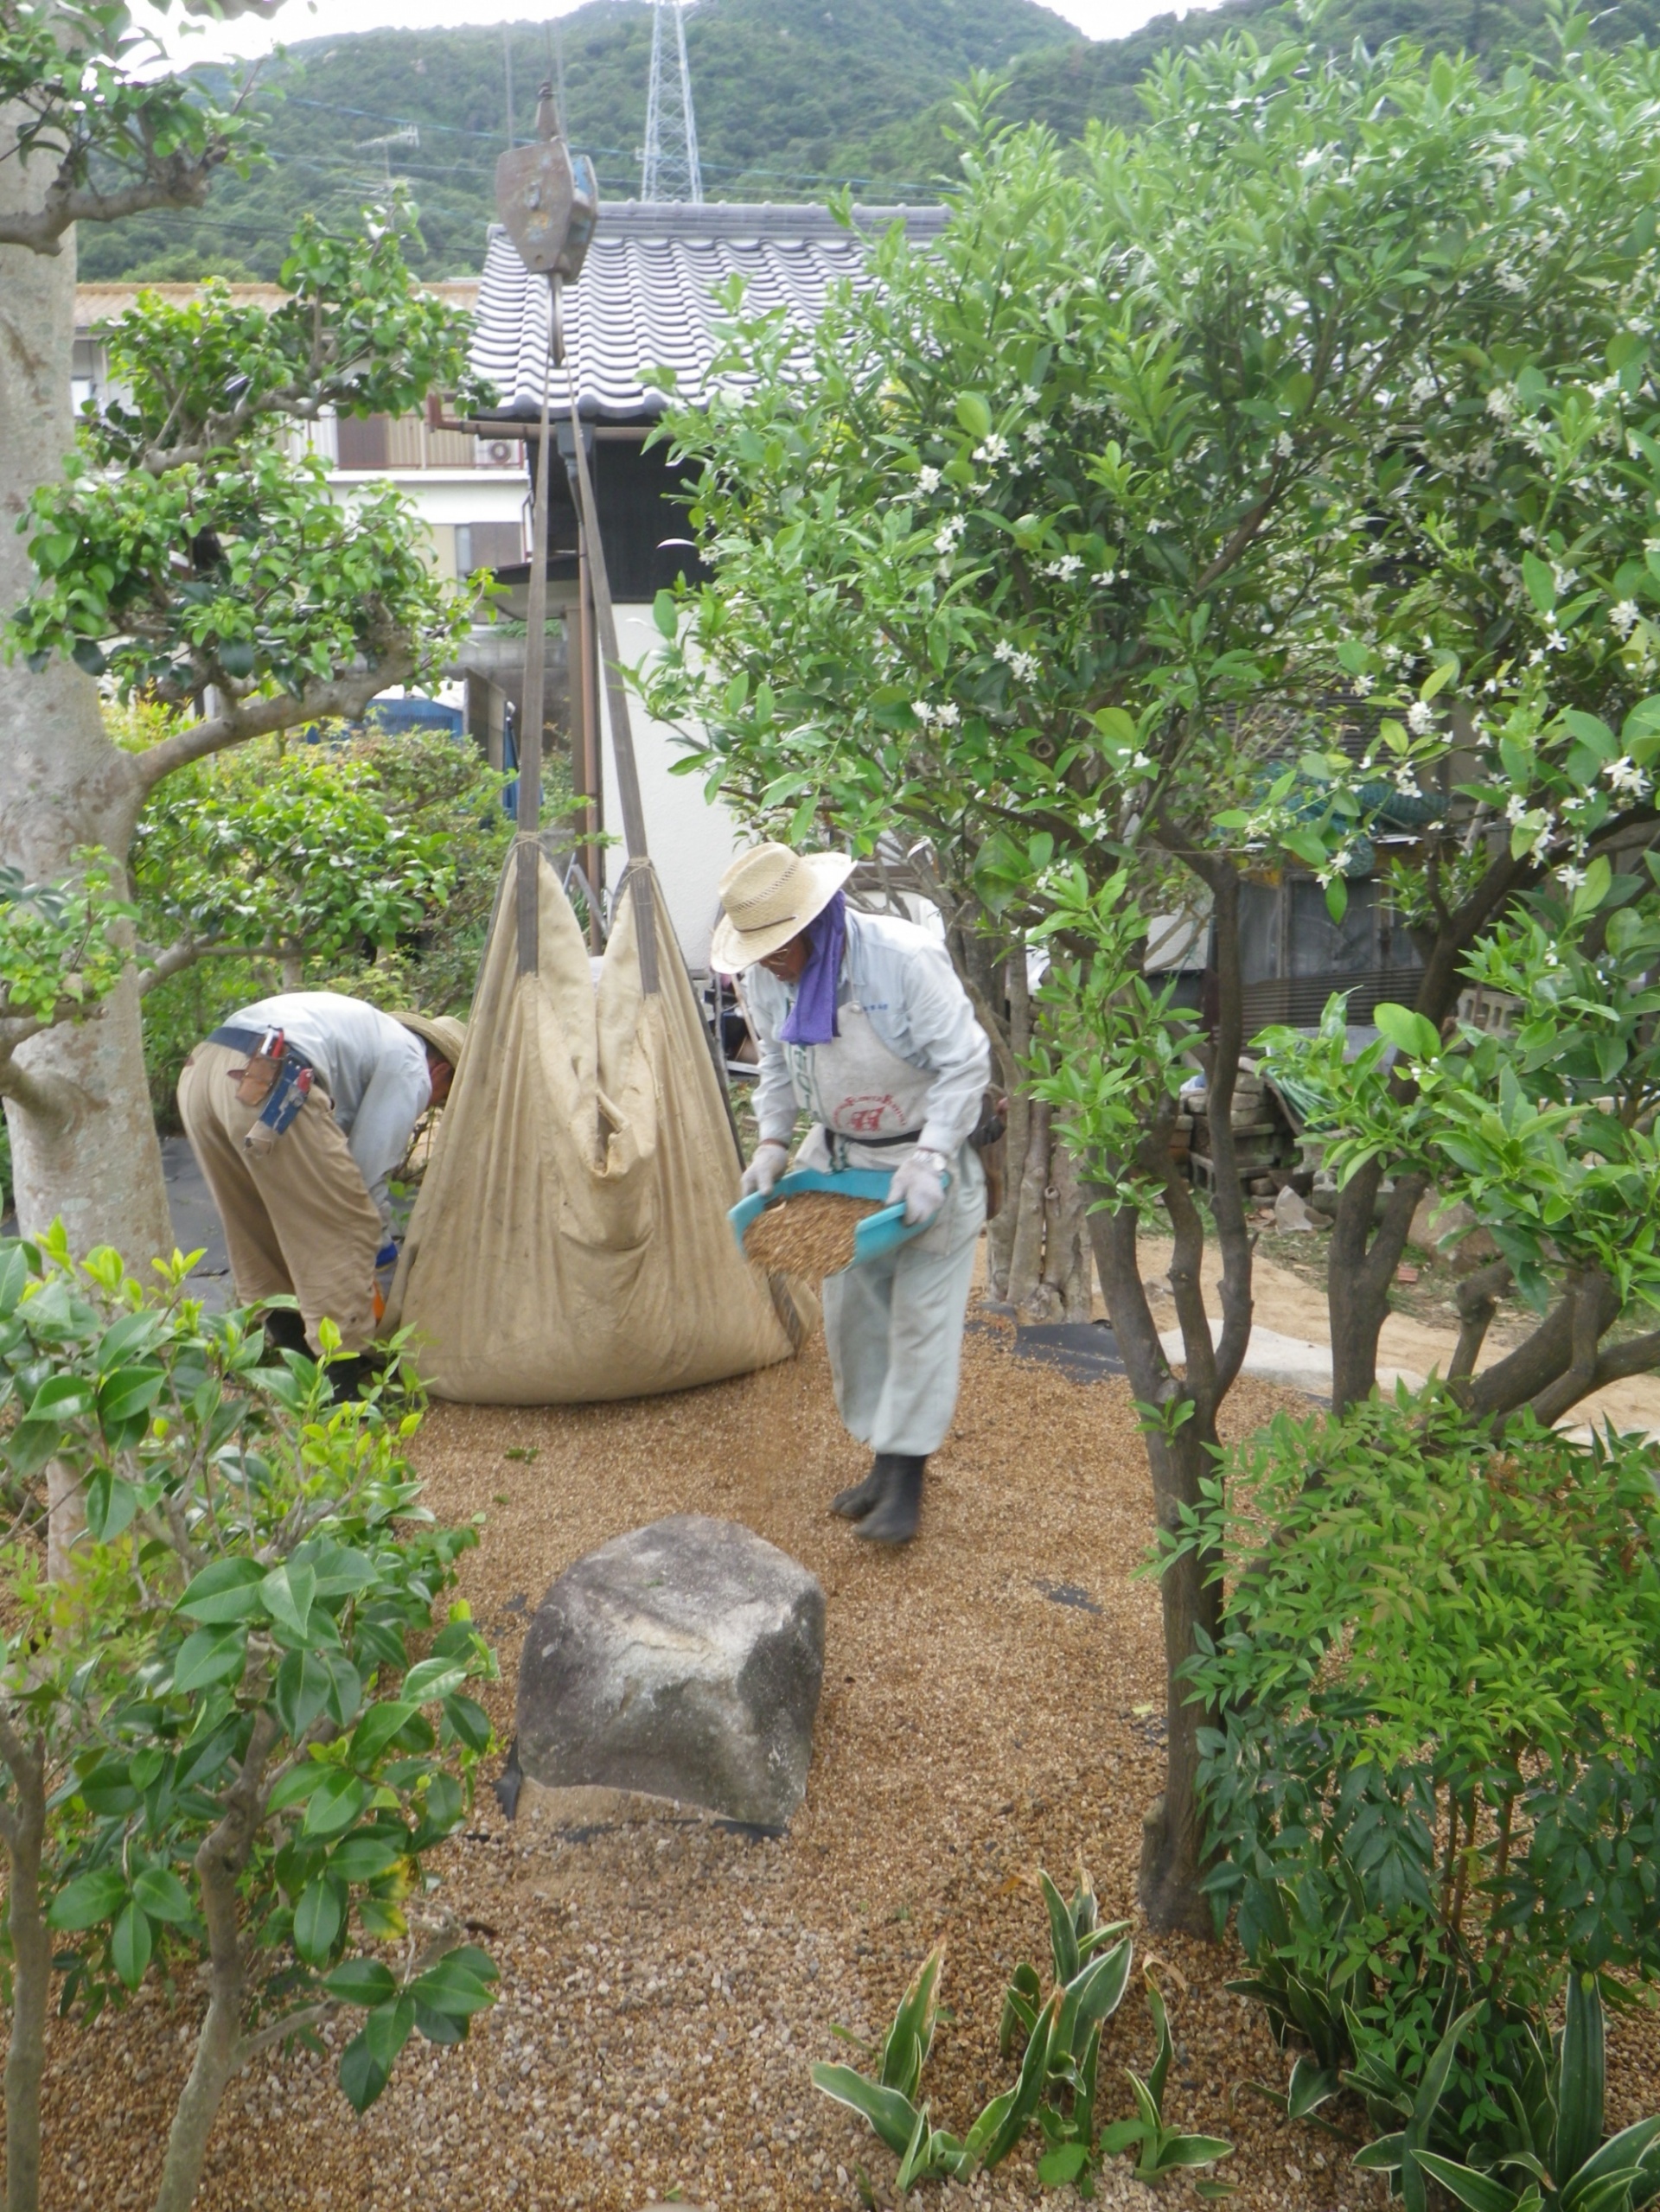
[516,1515,825,1830]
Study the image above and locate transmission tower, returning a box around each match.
[641,0,702,203]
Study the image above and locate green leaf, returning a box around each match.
[439,1693,492,1754]
[25,1374,95,1423]
[1523,552,1558,615]
[96,1363,163,1438]
[1371,1003,1441,1064]
[48,1867,128,1931]
[323,1958,398,2008]
[1571,855,1612,921]
[171,1626,248,1695]
[132,1868,194,1926]
[1556,1971,1606,2185]
[259,1561,316,1641]
[111,1902,152,1989]
[338,2031,390,2114]
[811,2064,921,2158]
[265,1761,326,1814]
[1038,2142,1090,2185]
[348,1702,418,1768]
[293,1876,345,1966]
[894,2097,932,2193]
[328,1832,404,1884]
[1152,2135,1234,2170]
[402,1656,468,1704]
[955,392,993,440]
[276,1648,335,1741]
[1415,2153,1523,2212]
[303,1771,371,1838]
[177,1557,266,1625]
[84,1469,139,1544]
[879,1946,942,2100]
[1287,2058,1338,2120]
[367,1993,418,2070]
[1042,1871,1080,1986]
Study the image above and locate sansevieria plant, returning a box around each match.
[1358,1974,1660,2212]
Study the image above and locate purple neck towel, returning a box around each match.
[779,891,846,1046]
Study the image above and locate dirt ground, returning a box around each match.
[1139,1226,1660,1437]
[18,1302,1660,2211]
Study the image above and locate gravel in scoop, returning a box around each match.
[743,1190,880,1278]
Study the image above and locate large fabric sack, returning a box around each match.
[388,846,798,1402]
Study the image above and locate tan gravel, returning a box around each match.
[744,1192,879,1279]
[13,1307,1660,2211]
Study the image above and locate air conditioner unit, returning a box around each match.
[477,437,521,469]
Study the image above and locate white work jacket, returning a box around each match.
[742,911,990,1159]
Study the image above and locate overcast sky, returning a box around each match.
[146,0,1226,70]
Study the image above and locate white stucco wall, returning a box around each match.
[599,606,746,974]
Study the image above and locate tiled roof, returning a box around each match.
[469,201,947,424]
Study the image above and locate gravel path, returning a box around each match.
[22,1310,1651,2211]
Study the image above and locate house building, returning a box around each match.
[72,281,531,585]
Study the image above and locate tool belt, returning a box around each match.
[210,1025,316,1155]
[824,1124,922,1172]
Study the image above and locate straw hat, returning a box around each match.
[709,842,854,973]
[397,1011,468,1070]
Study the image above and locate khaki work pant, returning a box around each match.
[177,1041,381,1352]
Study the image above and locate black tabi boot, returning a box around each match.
[262,1306,310,1361]
[829,1457,892,1520]
[856,1455,925,1546]
[328,1353,379,1405]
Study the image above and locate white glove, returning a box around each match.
[889,1147,948,1227]
[741,1141,789,1199]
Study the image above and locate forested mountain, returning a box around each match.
[84,0,1077,279]
[82,0,1660,283]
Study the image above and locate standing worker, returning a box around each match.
[712,843,990,1546]
[178,991,465,1394]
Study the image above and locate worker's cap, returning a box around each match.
[709,842,854,974]
[397,1011,468,1071]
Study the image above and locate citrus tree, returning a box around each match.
[645,24,1660,1928]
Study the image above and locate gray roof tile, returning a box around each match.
[470,200,946,424]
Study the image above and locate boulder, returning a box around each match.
[516,1514,826,1830]
[1274,1184,1320,1233]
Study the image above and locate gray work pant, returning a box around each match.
[820,1163,982,1457]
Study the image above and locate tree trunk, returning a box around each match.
[986,948,1031,1304]
[1010,1101,1057,1320]
[1087,1190,1220,1937]
[0,117,169,1261]
[44,1461,86,1584]
[1044,1119,1093,1323]
[1325,845,1531,1413]
[2,1728,48,2212]
[151,1714,278,2212]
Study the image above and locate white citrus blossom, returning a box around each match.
[1605,755,1652,799]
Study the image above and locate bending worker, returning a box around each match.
[712,842,990,1546]
[178,991,465,1392]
